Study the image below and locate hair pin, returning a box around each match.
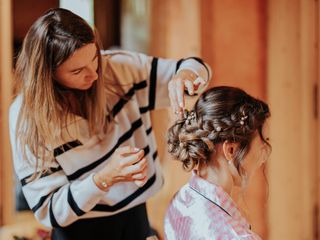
[240,114,248,125]
[185,110,196,125]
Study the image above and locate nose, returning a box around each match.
[85,64,98,82]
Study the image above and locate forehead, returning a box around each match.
[58,43,97,71]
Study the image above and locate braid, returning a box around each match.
[167,110,214,170]
[167,86,270,174]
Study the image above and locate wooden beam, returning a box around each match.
[0,0,14,225]
[267,0,317,239]
[94,0,121,50]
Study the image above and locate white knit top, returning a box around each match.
[9,50,211,228]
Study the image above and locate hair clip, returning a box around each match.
[216,126,222,132]
[185,110,196,125]
[240,114,248,125]
[241,116,248,121]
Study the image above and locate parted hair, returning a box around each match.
[167,86,270,177]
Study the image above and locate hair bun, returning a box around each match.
[167,117,214,170]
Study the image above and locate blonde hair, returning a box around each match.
[14,8,109,181]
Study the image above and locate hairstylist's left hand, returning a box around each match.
[168,69,206,119]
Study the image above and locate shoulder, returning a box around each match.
[101,50,151,87]
[10,94,22,114]
[101,49,150,68]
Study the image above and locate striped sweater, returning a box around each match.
[9,50,211,228]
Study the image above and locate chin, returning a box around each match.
[80,82,95,90]
[81,86,93,90]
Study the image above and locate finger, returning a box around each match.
[122,150,145,165]
[168,81,180,114]
[175,79,185,109]
[135,161,148,176]
[184,79,195,95]
[130,159,148,178]
[123,158,147,175]
[132,173,144,180]
[193,76,206,86]
[168,83,177,112]
[132,168,147,180]
[116,146,140,155]
[134,176,148,187]
[193,77,207,92]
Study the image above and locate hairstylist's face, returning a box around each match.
[55,43,98,90]
[242,120,271,180]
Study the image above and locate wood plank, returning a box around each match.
[0,0,14,225]
[267,0,317,239]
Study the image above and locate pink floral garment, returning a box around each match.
[164,173,262,240]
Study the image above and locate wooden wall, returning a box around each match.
[94,0,120,50]
[12,0,58,58]
[267,0,318,239]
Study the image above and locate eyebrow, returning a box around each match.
[70,54,98,72]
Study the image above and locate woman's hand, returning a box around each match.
[93,146,148,191]
[168,69,206,118]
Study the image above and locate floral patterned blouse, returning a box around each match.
[164,172,262,240]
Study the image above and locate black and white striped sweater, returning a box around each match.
[9,50,211,228]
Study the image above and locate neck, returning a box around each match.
[198,158,234,195]
[56,84,86,117]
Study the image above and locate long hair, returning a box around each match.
[167,86,270,180]
[14,8,108,180]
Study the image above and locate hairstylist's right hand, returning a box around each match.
[93,146,148,191]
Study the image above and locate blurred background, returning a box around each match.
[0,0,319,239]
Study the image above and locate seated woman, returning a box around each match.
[164,86,271,239]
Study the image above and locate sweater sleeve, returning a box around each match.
[102,50,212,110]
[9,96,106,228]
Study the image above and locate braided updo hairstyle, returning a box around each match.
[167,86,270,178]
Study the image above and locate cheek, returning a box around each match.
[94,59,99,71]
[57,75,82,88]
[242,151,262,177]
[259,146,271,165]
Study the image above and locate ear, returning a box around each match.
[222,141,242,187]
[222,141,238,161]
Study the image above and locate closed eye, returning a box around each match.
[72,69,82,74]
